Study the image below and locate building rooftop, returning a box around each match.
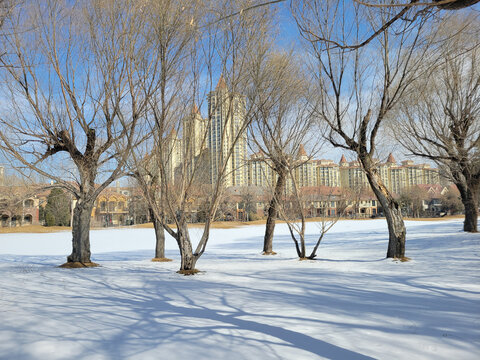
[216,74,227,91]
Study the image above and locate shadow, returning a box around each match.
[0,218,478,359]
[0,264,380,359]
[1,259,478,359]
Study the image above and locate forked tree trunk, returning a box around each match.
[263,170,286,254]
[362,162,406,259]
[300,235,306,258]
[294,234,306,259]
[286,223,305,258]
[67,197,95,264]
[456,181,479,233]
[177,222,197,272]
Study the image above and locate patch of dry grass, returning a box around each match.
[176,269,201,275]
[133,223,154,228]
[0,215,464,234]
[262,251,277,255]
[58,261,100,268]
[151,257,173,262]
[403,215,464,221]
[0,225,71,234]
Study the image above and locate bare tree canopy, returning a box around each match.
[291,0,479,50]
[395,14,480,232]
[295,0,445,259]
[247,51,316,255]
[128,0,279,273]
[0,0,155,266]
[354,0,479,9]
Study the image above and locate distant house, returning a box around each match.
[0,188,44,227]
[410,184,458,216]
[92,190,130,227]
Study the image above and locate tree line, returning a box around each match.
[0,0,478,273]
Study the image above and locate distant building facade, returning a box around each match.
[207,75,248,187]
[246,151,441,195]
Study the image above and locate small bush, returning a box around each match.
[45,212,55,227]
[248,212,260,221]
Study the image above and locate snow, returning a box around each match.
[0,219,479,359]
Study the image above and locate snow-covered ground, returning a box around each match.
[0,219,479,360]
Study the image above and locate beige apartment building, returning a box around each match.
[207,76,248,187]
[163,129,183,184]
[245,150,441,194]
[183,104,208,179]
[316,159,340,187]
[339,155,370,189]
[161,76,250,188]
[248,152,274,188]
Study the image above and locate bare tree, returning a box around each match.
[0,0,13,31]
[279,175,346,260]
[248,51,316,255]
[291,1,478,51]
[396,15,480,231]
[441,188,464,215]
[129,156,170,261]
[294,0,437,259]
[0,0,155,266]
[132,0,275,273]
[126,0,203,262]
[236,186,258,221]
[398,186,428,218]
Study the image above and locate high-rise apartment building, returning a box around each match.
[294,145,317,188]
[316,159,340,187]
[164,129,183,184]
[248,152,274,188]
[378,153,405,194]
[401,160,440,187]
[339,155,370,189]
[183,104,208,180]
[207,76,248,187]
[243,148,441,194]
[183,104,207,160]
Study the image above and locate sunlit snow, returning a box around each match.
[0,219,479,359]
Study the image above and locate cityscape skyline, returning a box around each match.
[162,77,443,195]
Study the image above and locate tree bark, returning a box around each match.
[263,169,286,254]
[154,217,166,258]
[361,159,406,259]
[456,181,479,233]
[150,208,166,258]
[177,222,197,272]
[67,197,95,264]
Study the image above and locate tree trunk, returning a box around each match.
[263,170,286,254]
[300,234,306,258]
[383,202,406,258]
[456,181,479,233]
[154,217,166,258]
[150,208,167,259]
[361,161,406,259]
[308,232,326,259]
[177,222,198,273]
[66,197,96,265]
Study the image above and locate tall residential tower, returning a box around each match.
[207,76,248,187]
